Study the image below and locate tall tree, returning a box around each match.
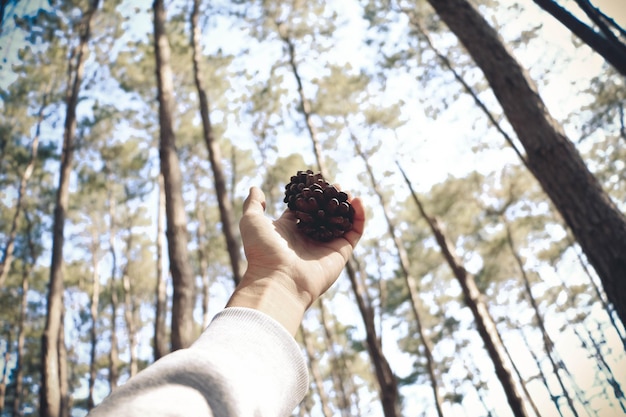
[397,163,531,417]
[40,1,100,416]
[190,0,243,285]
[0,90,48,288]
[153,0,196,350]
[426,0,626,325]
[153,173,169,360]
[353,136,444,417]
[346,258,401,417]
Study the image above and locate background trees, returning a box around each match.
[0,0,624,416]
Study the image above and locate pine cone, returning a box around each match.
[283,170,355,242]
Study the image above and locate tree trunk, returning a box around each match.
[277,23,327,173]
[352,135,444,417]
[504,221,581,417]
[300,327,334,417]
[0,93,47,288]
[346,259,401,417]
[40,2,99,416]
[14,246,31,417]
[190,0,243,286]
[427,0,626,326]
[318,301,351,417]
[121,231,138,378]
[399,163,529,417]
[567,235,626,350]
[107,187,120,390]
[531,0,626,76]
[154,173,169,359]
[519,328,565,417]
[575,325,626,412]
[193,185,211,329]
[0,331,10,415]
[153,0,196,350]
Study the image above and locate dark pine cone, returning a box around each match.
[283,170,355,242]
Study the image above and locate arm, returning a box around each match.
[89,186,365,417]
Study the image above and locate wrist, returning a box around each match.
[226,271,311,336]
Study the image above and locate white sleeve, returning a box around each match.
[89,307,309,417]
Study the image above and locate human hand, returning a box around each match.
[227,186,365,335]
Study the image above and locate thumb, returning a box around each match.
[242,186,267,216]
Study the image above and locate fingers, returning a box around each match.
[343,196,365,249]
[243,186,266,216]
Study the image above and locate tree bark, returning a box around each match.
[190,0,243,286]
[154,173,169,359]
[40,2,99,416]
[427,0,626,326]
[153,0,196,350]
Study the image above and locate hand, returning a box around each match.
[227,186,365,335]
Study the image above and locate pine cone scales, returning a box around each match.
[284,170,355,242]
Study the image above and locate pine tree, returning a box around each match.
[426,0,626,325]
[153,0,196,350]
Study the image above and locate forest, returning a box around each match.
[0,0,625,416]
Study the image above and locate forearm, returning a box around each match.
[89,308,309,417]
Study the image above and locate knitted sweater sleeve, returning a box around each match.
[88,307,309,417]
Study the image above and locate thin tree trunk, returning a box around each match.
[403,13,525,161]
[277,23,398,417]
[107,187,120,390]
[427,0,626,326]
[154,173,169,359]
[566,235,626,350]
[352,135,444,417]
[0,331,10,415]
[0,92,47,288]
[121,225,138,378]
[87,229,101,411]
[40,2,99,416]
[58,315,69,417]
[13,247,30,417]
[531,0,626,76]
[190,0,243,285]
[575,324,626,412]
[346,258,401,417]
[397,162,530,417]
[300,326,334,417]
[519,328,565,417]
[504,221,581,417]
[318,301,351,417]
[153,0,195,350]
[276,23,326,173]
[194,189,211,329]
